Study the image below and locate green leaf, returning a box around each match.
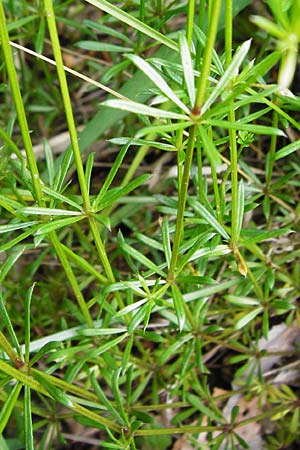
[234,307,263,330]
[35,216,84,235]
[43,139,55,187]
[127,54,189,113]
[121,243,166,277]
[78,327,127,336]
[0,221,38,234]
[108,137,177,152]
[84,152,94,196]
[206,119,286,136]
[91,372,126,425]
[225,295,260,307]
[76,40,132,52]
[114,298,148,319]
[24,386,34,450]
[95,173,151,210]
[84,0,177,51]
[19,207,83,216]
[171,284,186,331]
[189,198,230,240]
[83,19,132,44]
[94,143,130,206]
[236,179,244,240]
[33,371,74,408]
[274,139,300,160]
[161,217,172,268]
[0,383,22,434]
[198,125,222,167]
[42,186,83,210]
[202,39,252,114]
[25,284,35,363]
[102,99,190,120]
[187,393,223,421]
[179,33,195,106]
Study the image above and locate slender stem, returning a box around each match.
[50,232,94,327]
[0,1,94,328]
[225,0,232,66]
[44,0,90,211]
[187,0,196,46]
[0,331,23,367]
[193,0,222,112]
[0,1,44,205]
[168,125,196,280]
[224,0,238,248]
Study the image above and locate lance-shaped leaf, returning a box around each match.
[202,39,252,115]
[102,99,190,120]
[127,54,190,113]
[179,33,195,107]
[189,198,230,240]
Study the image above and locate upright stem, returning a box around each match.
[187,0,196,46]
[168,125,197,280]
[0,1,94,327]
[0,2,44,205]
[44,0,90,211]
[168,0,221,281]
[225,0,238,248]
[193,0,222,113]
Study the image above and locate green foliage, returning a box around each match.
[0,0,299,449]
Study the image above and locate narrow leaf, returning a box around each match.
[179,33,195,106]
[198,125,222,167]
[202,39,252,114]
[236,179,244,239]
[20,207,83,216]
[94,143,130,206]
[121,243,166,277]
[102,99,190,120]
[127,54,190,113]
[189,198,230,240]
[275,139,300,160]
[35,216,84,235]
[76,40,132,52]
[234,307,263,330]
[24,386,34,450]
[171,284,186,331]
[84,0,177,51]
[206,119,285,136]
[0,221,38,234]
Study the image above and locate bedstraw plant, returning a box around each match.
[0,0,300,448]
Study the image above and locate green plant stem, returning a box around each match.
[0,331,23,366]
[45,0,120,310]
[0,1,44,205]
[187,0,196,46]
[50,232,94,327]
[225,0,239,248]
[44,0,90,211]
[168,125,196,280]
[194,0,221,112]
[225,0,232,66]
